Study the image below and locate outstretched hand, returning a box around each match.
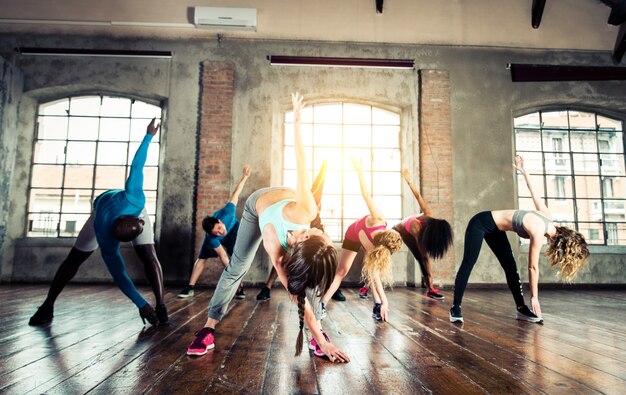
[243,165,251,177]
[291,92,305,113]
[514,155,526,173]
[319,340,350,363]
[146,118,160,136]
[530,296,542,320]
[380,303,389,322]
[139,304,159,327]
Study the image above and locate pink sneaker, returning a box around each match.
[187,327,215,356]
[359,287,368,299]
[309,331,330,357]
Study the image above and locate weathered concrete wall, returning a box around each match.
[0,56,23,281]
[0,34,624,288]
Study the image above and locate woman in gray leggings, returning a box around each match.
[186,93,349,363]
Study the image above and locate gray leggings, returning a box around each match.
[207,187,278,320]
[207,187,322,321]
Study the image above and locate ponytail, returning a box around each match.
[362,230,402,288]
[295,294,305,356]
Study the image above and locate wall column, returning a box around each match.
[419,69,455,286]
[194,62,234,258]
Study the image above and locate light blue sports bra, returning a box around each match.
[259,199,309,250]
[512,210,552,239]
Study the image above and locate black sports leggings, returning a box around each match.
[453,211,525,307]
[393,224,431,288]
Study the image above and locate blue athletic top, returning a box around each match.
[259,198,308,251]
[512,210,552,239]
[92,133,153,308]
[203,202,238,249]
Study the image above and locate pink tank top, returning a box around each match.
[403,215,423,233]
[345,216,387,243]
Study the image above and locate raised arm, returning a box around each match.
[352,158,384,221]
[515,155,550,216]
[228,165,251,205]
[291,93,317,220]
[402,168,432,216]
[125,118,159,201]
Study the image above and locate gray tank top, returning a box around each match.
[512,210,552,239]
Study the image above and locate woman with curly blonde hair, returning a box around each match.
[320,158,402,322]
[450,155,589,324]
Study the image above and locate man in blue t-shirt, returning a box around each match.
[29,118,167,327]
[178,165,251,299]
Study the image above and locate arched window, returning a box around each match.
[515,110,625,245]
[283,102,402,241]
[27,95,162,237]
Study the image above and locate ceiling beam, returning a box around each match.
[508,63,626,81]
[15,47,172,58]
[613,23,626,64]
[608,1,626,25]
[531,0,547,29]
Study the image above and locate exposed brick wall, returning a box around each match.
[194,62,234,256]
[418,70,455,286]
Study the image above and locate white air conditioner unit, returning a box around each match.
[193,7,257,30]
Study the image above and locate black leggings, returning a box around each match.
[393,224,431,288]
[452,211,525,308]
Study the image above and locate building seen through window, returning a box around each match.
[283,103,402,241]
[515,110,625,245]
[28,96,162,237]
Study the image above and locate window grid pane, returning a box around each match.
[515,110,626,246]
[28,96,161,237]
[284,102,401,241]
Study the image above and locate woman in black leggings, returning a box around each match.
[450,155,589,324]
[394,168,453,300]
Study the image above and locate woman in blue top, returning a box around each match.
[187,93,349,363]
[450,155,589,324]
[29,118,166,327]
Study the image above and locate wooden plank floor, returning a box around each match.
[1,285,625,394]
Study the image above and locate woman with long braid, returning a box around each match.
[187,93,349,363]
[450,155,589,323]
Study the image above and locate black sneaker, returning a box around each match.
[426,288,445,301]
[235,285,246,300]
[178,286,195,299]
[29,305,54,326]
[516,305,543,323]
[256,287,271,301]
[156,304,169,324]
[372,303,382,321]
[331,289,346,302]
[449,305,463,323]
